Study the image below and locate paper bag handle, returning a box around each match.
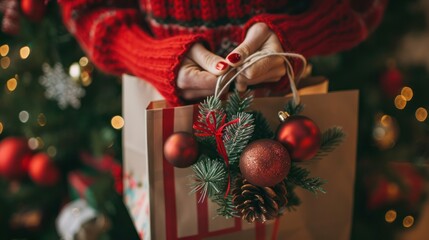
[215,51,307,105]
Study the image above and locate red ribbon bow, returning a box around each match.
[193,111,239,197]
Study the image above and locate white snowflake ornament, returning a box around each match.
[39,63,85,109]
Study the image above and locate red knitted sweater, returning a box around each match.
[59,0,387,105]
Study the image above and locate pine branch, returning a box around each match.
[226,90,253,118]
[191,157,228,201]
[250,111,274,141]
[194,96,224,147]
[284,100,304,116]
[283,182,301,212]
[312,126,345,160]
[286,164,326,194]
[224,112,255,165]
[197,96,224,129]
[212,194,238,218]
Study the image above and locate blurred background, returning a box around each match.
[1,0,429,239]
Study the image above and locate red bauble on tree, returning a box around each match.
[380,62,404,98]
[20,0,46,22]
[28,153,60,186]
[239,139,291,187]
[276,112,321,161]
[0,137,32,180]
[1,0,21,35]
[163,132,199,168]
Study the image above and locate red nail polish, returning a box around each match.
[227,53,241,63]
[216,61,228,71]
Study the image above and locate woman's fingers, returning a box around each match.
[239,56,285,80]
[236,65,287,90]
[225,23,271,67]
[188,43,230,75]
[177,57,218,90]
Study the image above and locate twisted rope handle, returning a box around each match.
[214,51,307,106]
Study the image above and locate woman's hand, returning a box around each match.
[226,23,286,92]
[177,43,229,100]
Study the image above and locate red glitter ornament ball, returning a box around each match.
[163,132,199,168]
[0,137,32,180]
[28,153,60,186]
[239,139,291,187]
[20,0,46,22]
[276,115,321,161]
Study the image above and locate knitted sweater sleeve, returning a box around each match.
[244,0,387,91]
[58,0,205,106]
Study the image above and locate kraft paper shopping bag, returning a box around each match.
[122,74,358,240]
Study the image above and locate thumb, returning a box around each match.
[226,23,271,66]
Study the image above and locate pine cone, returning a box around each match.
[232,177,287,223]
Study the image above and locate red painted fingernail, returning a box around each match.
[227,53,241,63]
[216,61,228,71]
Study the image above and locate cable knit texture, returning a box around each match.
[58,0,387,106]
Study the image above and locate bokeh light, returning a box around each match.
[111,115,124,130]
[69,63,81,79]
[1,57,10,69]
[0,44,9,56]
[6,78,17,92]
[37,113,47,126]
[28,138,39,150]
[394,95,407,110]
[19,111,29,123]
[79,57,89,67]
[47,146,57,157]
[401,87,413,101]
[20,46,30,59]
[385,210,397,223]
[415,107,428,122]
[81,71,92,86]
[402,216,414,228]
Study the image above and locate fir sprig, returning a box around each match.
[224,112,255,165]
[191,157,228,201]
[250,111,274,141]
[286,164,326,194]
[212,194,238,218]
[283,183,301,212]
[197,96,224,129]
[284,100,304,116]
[313,126,346,160]
[226,90,253,118]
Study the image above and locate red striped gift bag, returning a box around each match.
[123,74,358,240]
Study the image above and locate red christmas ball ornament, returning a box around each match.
[28,153,60,186]
[20,0,46,22]
[163,132,199,168]
[391,162,425,206]
[1,0,21,35]
[0,137,32,180]
[366,177,400,210]
[239,139,291,187]
[276,112,321,161]
[380,62,404,98]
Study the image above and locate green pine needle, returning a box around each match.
[212,194,238,218]
[284,100,304,116]
[191,157,228,202]
[313,126,346,160]
[224,112,255,165]
[226,90,253,118]
[250,111,274,141]
[286,164,326,194]
[283,182,301,212]
[198,96,224,129]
